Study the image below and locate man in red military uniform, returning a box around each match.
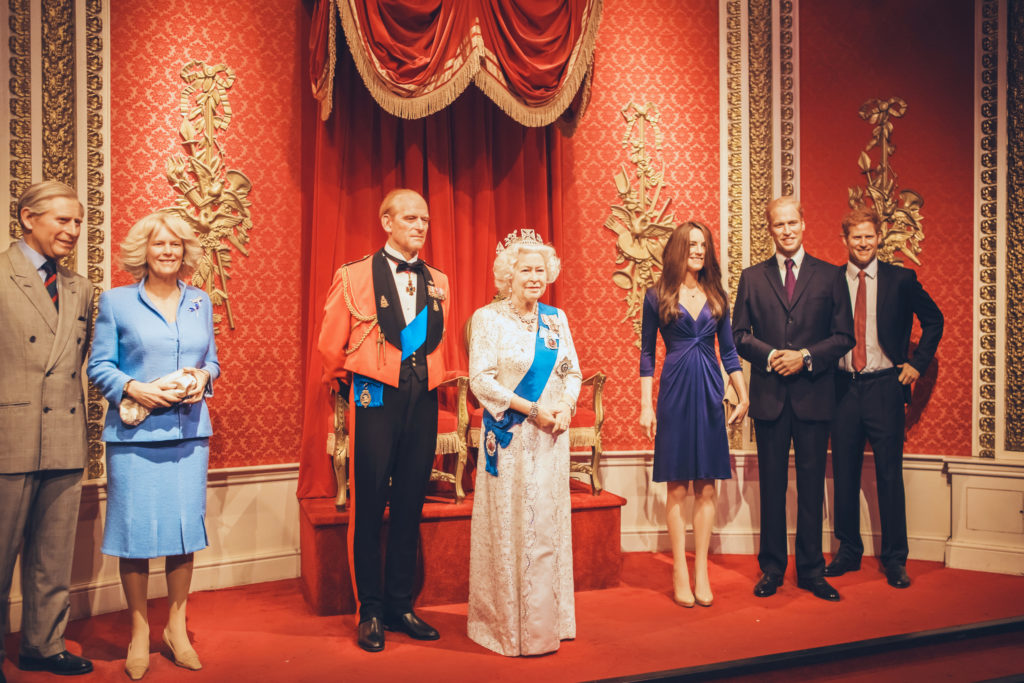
[319,188,450,652]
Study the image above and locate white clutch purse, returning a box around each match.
[119,369,198,426]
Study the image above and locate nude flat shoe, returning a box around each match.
[124,640,149,680]
[162,628,202,671]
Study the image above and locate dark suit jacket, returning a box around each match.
[732,253,855,422]
[858,259,943,402]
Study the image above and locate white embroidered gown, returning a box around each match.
[467,301,583,656]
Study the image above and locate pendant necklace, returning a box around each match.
[507,298,537,330]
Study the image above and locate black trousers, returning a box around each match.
[350,365,437,621]
[754,400,830,580]
[830,370,908,569]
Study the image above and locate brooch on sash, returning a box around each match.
[485,430,498,457]
[556,356,574,379]
[353,374,384,408]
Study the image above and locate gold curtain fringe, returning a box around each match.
[330,0,603,127]
[569,428,595,449]
[435,432,463,454]
[312,0,338,121]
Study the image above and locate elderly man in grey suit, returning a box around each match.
[0,181,94,679]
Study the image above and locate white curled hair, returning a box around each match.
[492,242,561,292]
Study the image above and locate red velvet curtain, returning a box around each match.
[297,46,568,499]
[312,0,601,126]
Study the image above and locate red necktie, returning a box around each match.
[852,270,867,372]
[784,259,795,301]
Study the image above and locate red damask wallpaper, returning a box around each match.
[562,0,722,453]
[799,0,973,456]
[110,2,311,468]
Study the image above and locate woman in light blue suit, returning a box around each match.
[88,212,219,680]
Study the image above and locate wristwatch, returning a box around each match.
[528,402,539,421]
[801,348,812,372]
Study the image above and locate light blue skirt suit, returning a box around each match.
[88,279,220,559]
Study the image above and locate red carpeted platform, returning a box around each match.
[300,482,627,615]
[5,553,1022,682]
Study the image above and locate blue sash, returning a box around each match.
[481,302,560,477]
[400,306,428,361]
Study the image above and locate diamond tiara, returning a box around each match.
[495,228,543,254]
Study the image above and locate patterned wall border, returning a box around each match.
[747,0,773,265]
[975,0,1001,459]
[8,0,30,240]
[775,0,797,198]
[41,0,75,187]
[1005,0,1023,451]
[84,0,106,478]
[724,0,745,300]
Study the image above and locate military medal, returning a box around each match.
[405,275,416,296]
[380,295,389,308]
[359,384,372,407]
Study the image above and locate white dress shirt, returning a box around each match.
[839,258,893,373]
[383,243,419,325]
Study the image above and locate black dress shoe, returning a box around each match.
[17,650,93,675]
[885,565,911,589]
[383,611,440,640]
[797,576,840,601]
[753,573,784,597]
[824,555,861,577]
[357,616,385,652]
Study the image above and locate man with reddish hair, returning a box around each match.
[319,189,450,652]
[826,207,943,589]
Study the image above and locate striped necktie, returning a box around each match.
[42,259,59,311]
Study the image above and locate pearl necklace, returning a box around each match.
[506,298,537,330]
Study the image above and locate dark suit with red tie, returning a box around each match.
[830,259,943,571]
[733,251,855,580]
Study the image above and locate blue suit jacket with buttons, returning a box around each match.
[88,280,220,443]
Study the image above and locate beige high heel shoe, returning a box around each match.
[162,628,202,671]
[124,640,150,680]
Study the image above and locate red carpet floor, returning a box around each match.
[4,553,1023,682]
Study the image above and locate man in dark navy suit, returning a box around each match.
[825,208,943,589]
[733,196,855,602]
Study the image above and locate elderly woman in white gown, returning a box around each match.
[467,230,582,656]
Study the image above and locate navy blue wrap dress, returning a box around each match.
[639,287,742,482]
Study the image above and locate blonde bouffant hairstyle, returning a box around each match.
[492,241,561,293]
[119,212,203,282]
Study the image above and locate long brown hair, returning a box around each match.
[655,221,728,323]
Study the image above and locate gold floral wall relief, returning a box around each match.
[848,97,926,267]
[164,60,253,332]
[604,102,677,348]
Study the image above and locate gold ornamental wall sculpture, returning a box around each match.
[847,97,925,267]
[604,102,678,348]
[164,60,253,331]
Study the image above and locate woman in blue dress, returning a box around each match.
[88,212,219,680]
[639,221,748,608]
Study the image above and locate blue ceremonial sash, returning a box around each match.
[481,302,560,477]
[400,306,428,361]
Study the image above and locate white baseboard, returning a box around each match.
[945,541,1024,576]
[6,463,301,633]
